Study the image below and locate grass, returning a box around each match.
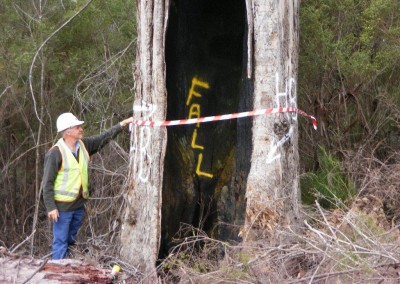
[301,146,356,209]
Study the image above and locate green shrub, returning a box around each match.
[301,147,356,208]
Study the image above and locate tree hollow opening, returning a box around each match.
[162,0,251,257]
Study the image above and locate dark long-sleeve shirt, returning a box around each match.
[42,124,123,213]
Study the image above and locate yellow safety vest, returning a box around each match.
[53,138,90,202]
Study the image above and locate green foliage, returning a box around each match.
[301,147,356,208]
[299,0,400,154]
[0,0,136,118]
[300,0,400,84]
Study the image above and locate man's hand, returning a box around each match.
[48,209,59,222]
[120,117,133,128]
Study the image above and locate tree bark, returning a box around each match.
[121,0,301,276]
[120,0,169,279]
[242,0,300,242]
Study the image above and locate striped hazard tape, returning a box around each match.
[132,107,317,130]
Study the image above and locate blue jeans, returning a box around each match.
[52,207,84,260]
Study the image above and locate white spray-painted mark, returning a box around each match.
[138,126,152,182]
[131,101,156,183]
[266,73,297,164]
[274,73,297,121]
[266,126,293,164]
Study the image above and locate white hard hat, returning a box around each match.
[56,112,84,132]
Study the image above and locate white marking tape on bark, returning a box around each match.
[132,107,317,130]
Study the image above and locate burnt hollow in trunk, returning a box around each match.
[162,0,252,257]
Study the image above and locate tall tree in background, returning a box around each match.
[121,0,301,277]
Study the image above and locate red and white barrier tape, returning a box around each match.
[132,107,317,130]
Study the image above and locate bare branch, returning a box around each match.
[28,0,95,125]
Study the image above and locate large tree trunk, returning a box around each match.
[120,0,169,279]
[242,0,300,242]
[121,0,300,276]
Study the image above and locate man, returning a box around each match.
[42,112,133,259]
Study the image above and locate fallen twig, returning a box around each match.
[287,262,400,284]
[21,258,48,284]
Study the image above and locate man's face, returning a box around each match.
[66,125,84,140]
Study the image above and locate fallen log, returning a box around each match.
[0,254,115,284]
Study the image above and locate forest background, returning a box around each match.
[1,0,400,282]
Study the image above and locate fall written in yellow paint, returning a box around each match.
[186,77,213,178]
